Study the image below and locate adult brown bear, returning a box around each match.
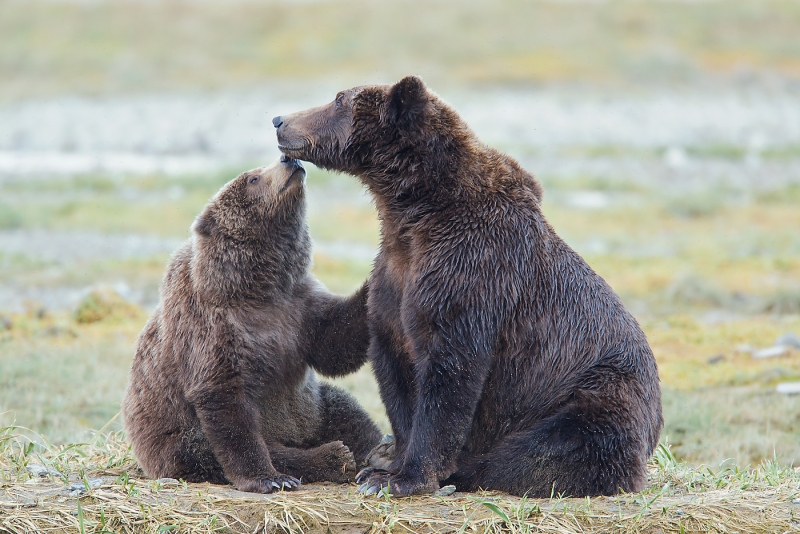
[273,77,663,498]
[122,157,381,493]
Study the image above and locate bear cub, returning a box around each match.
[122,156,381,493]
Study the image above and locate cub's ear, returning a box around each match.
[388,75,427,126]
[191,211,215,238]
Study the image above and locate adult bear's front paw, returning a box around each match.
[234,474,301,494]
[357,468,438,497]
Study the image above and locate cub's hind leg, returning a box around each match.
[314,382,382,467]
[269,442,356,483]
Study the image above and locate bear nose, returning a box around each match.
[272,116,283,129]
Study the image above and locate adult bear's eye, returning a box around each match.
[335,93,344,108]
[249,176,259,184]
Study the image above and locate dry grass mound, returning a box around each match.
[1,427,798,533]
[73,289,144,325]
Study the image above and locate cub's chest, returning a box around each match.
[229,302,306,379]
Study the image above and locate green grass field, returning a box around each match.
[1,164,799,467]
[1,1,800,530]
[2,0,800,102]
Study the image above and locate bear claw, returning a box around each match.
[355,466,375,484]
[357,469,440,497]
[237,474,301,494]
[357,470,392,496]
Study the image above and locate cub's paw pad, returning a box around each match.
[319,441,356,481]
[366,434,395,471]
[238,475,301,494]
[357,470,392,497]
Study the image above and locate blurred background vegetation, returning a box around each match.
[1,0,799,469]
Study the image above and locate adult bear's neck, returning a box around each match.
[359,130,480,214]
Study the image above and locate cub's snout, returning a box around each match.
[280,155,306,188]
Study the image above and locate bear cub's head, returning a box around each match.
[190,156,311,303]
[193,155,307,242]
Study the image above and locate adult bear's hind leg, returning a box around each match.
[446,387,654,497]
[315,383,381,467]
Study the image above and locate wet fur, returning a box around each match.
[275,77,663,497]
[122,162,381,493]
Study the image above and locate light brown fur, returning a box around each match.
[123,157,381,493]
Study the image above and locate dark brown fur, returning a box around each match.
[273,77,663,497]
[122,158,381,493]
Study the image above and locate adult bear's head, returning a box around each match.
[273,76,445,176]
[190,156,311,303]
[274,76,543,204]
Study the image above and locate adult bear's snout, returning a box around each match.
[272,116,283,129]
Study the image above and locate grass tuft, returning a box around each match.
[761,289,800,316]
[0,430,798,533]
[74,288,145,325]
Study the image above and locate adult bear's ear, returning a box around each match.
[388,76,427,126]
[191,211,215,238]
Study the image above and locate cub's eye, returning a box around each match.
[249,176,260,185]
[335,93,344,108]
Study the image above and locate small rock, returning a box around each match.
[156,477,179,486]
[776,333,800,350]
[67,478,103,495]
[792,498,800,505]
[664,146,688,168]
[26,464,63,478]
[752,346,790,359]
[707,354,725,364]
[564,191,610,210]
[776,382,800,395]
[434,485,457,497]
[734,344,755,355]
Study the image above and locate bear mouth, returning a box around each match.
[277,143,307,159]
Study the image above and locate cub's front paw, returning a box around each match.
[316,440,356,483]
[235,474,301,494]
[357,468,438,497]
[366,434,395,471]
